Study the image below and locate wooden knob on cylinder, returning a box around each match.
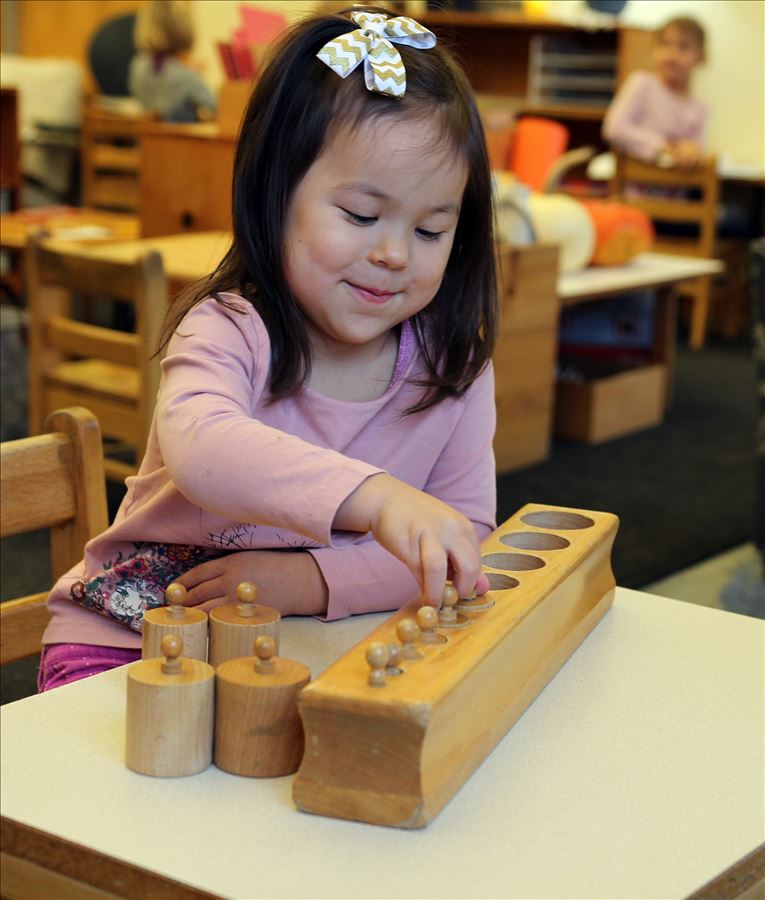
[126,634,215,777]
[254,635,275,673]
[215,641,311,777]
[161,634,183,674]
[366,642,389,687]
[417,605,446,644]
[208,581,280,668]
[142,583,208,662]
[437,583,470,628]
[396,618,422,660]
[439,584,459,625]
[165,582,188,619]
[236,581,258,617]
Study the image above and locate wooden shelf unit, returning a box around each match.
[419,11,652,144]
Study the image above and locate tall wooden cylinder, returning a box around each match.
[126,635,215,777]
[142,582,208,661]
[215,636,310,777]
[208,582,280,668]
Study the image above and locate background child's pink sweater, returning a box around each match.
[43,296,497,649]
[603,70,707,162]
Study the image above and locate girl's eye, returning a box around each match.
[416,228,444,242]
[342,209,377,225]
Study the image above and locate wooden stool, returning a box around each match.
[208,582,280,668]
[142,582,208,661]
[214,636,310,777]
[125,635,215,777]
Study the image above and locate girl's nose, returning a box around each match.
[370,232,409,269]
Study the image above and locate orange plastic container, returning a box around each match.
[509,117,569,192]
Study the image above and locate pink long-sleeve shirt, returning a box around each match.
[602,70,707,162]
[43,295,497,649]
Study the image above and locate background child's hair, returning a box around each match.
[161,5,498,413]
[134,0,194,56]
[655,16,706,59]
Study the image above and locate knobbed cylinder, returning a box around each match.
[126,635,215,777]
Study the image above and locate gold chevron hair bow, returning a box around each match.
[316,10,437,99]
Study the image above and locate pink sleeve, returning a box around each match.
[309,363,497,620]
[603,71,667,162]
[156,299,382,546]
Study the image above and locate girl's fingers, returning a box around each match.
[418,532,448,606]
[447,537,482,601]
[184,576,227,606]
[475,571,490,596]
[198,596,228,613]
[175,559,224,590]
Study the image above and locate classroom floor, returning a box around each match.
[644,541,764,617]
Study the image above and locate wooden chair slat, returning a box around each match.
[46,315,140,366]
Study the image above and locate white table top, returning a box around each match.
[2,587,763,900]
[558,252,724,302]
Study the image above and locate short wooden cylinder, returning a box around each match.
[214,657,310,777]
[142,606,208,661]
[125,658,215,777]
[208,605,280,668]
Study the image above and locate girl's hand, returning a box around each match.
[668,140,704,168]
[335,474,484,606]
[174,550,328,616]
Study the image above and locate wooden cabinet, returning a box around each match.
[493,242,559,473]
[138,123,235,238]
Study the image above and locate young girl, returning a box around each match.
[39,7,498,691]
[129,0,216,123]
[603,16,707,168]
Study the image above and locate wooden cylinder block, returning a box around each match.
[215,636,310,777]
[126,635,215,777]
[142,583,208,661]
[208,582,280,668]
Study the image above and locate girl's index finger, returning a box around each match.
[174,559,224,591]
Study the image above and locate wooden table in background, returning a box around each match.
[65,230,233,297]
[1,588,763,899]
[558,252,725,411]
[0,207,141,252]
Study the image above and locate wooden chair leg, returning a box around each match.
[689,276,712,350]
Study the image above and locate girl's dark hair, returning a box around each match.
[160,5,497,412]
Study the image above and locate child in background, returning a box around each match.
[39,7,498,690]
[603,16,708,168]
[129,0,216,123]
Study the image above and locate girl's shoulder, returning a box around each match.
[622,69,659,94]
[173,293,270,355]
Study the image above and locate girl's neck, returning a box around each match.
[658,72,691,97]
[307,327,401,403]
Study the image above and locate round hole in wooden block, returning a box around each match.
[500,532,570,551]
[481,553,545,571]
[520,511,595,530]
[485,572,519,591]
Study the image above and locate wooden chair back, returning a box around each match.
[26,234,166,481]
[81,102,150,212]
[0,407,109,665]
[611,153,720,348]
